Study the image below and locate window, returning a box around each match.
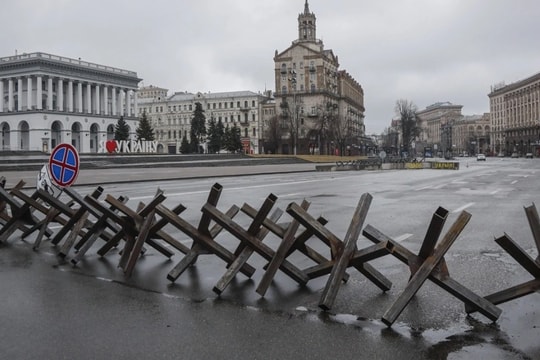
[244,100,248,108]
[252,100,255,107]
[252,127,256,136]
[213,103,216,109]
[237,101,240,108]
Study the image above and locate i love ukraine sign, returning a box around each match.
[98,139,158,154]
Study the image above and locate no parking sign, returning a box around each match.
[48,143,80,188]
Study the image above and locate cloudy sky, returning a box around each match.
[2,0,539,133]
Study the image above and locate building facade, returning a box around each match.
[137,88,270,154]
[0,52,141,153]
[272,0,365,155]
[414,102,491,157]
[489,72,540,156]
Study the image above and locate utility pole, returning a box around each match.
[289,69,298,155]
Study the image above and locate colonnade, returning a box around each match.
[0,76,138,117]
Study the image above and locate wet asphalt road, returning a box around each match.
[1,157,539,359]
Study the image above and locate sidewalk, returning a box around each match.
[1,162,320,189]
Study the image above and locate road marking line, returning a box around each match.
[415,185,433,191]
[452,202,474,213]
[128,176,360,200]
[394,233,413,242]
[490,189,501,195]
[511,180,518,185]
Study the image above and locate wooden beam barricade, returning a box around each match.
[0,184,48,243]
[62,187,134,265]
[155,183,256,282]
[33,187,103,251]
[363,209,502,326]
[286,193,392,311]
[201,194,311,292]
[101,191,171,276]
[68,194,128,262]
[465,203,540,313]
[0,180,26,227]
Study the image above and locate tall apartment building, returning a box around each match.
[137,88,270,154]
[272,0,366,155]
[489,72,540,156]
[0,52,141,153]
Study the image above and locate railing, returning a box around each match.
[0,52,137,77]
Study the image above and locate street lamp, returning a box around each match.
[288,69,299,155]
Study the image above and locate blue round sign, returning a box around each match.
[48,143,80,187]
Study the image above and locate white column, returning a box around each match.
[86,83,92,114]
[17,78,23,111]
[8,79,14,111]
[36,76,42,110]
[47,78,53,110]
[27,76,33,110]
[77,82,83,113]
[0,79,4,112]
[95,85,100,114]
[133,91,138,117]
[125,90,131,116]
[118,89,124,116]
[57,79,63,111]
[103,86,109,115]
[111,87,117,115]
[68,80,74,112]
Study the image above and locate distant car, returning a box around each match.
[526,153,533,158]
[476,153,486,161]
[511,152,519,158]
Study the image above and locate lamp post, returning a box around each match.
[287,69,299,155]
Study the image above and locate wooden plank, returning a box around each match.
[495,234,540,278]
[49,187,103,245]
[256,200,309,296]
[214,207,283,295]
[481,279,540,307]
[318,193,373,311]
[381,211,471,326]
[156,203,256,279]
[417,206,448,260]
[202,202,309,285]
[524,204,540,260]
[124,210,156,277]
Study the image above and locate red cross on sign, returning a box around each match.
[48,143,80,187]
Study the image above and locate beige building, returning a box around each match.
[416,102,463,157]
[489,72,540,156]
[137,88,270,154]
[414,102,490,157]
[272,1,365,155]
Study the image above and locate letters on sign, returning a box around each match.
[98,140,158,154]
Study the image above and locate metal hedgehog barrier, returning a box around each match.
[0,177,536,327]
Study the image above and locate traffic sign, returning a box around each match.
[48,143,80,187]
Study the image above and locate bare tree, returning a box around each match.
[395,99,421,157]
[264,115,283,154]
[279,96,302,155]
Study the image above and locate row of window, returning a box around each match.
[156,113,257,126]
[140,100,258,114]
[158,126,258,140]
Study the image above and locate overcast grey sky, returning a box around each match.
[2,0,539,134]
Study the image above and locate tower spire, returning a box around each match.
[298,0,316,42]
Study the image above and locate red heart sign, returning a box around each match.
[106,140,117,153]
